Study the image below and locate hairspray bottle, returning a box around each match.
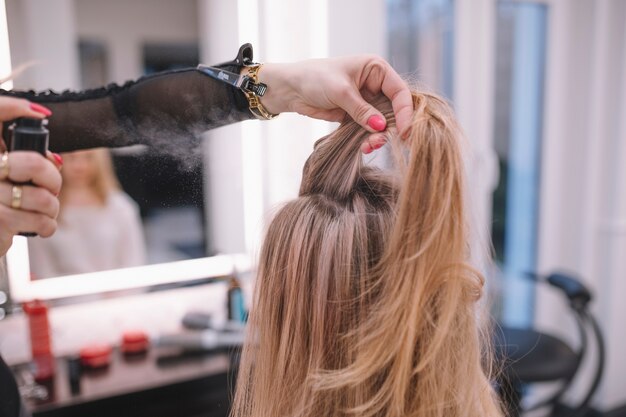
[227,276,247,323]
[9,117,50,236]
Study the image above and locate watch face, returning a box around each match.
[253,83,267,97]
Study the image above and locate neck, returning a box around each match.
[62,185,104,206]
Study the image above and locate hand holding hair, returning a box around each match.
[256,56,413,153]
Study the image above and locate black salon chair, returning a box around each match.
[495,272,605,417]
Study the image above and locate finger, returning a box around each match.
[378,64,413,138]
[333,84,387,133]
[6,152,62,195]
[0,97,52,122]
[361,133,387,154]
[0,236,12,256]
[46,151,64,171]
[0,183,60,219]
[0,204,57,237]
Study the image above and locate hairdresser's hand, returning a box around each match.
[259,56,413,153]
[0,97,62,255]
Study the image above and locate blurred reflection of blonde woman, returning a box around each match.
[28,148,146,279]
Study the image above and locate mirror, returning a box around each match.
[6,0,212,280]
[2,0,365,306]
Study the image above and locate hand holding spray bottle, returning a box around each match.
[8,116,50,236]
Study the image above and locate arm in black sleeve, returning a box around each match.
[1,44,255,153]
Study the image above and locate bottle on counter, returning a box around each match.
[227,276,247,323]
[23,300,55,382]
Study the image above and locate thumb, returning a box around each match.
[334,88,387,132]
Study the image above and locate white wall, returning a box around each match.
[6,0,79,91]
[537,0,626,409]
[6,0,198,88]
[453,0,498,274]
[74,0,198,83]
[197,0,246,254]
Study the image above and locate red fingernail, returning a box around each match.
[367,115,386,132]
[29,102,52,117]
[52,153,63,167]
[362,144,373,154]
[372,142,385,150]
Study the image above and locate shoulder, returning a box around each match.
[107,191,141,214]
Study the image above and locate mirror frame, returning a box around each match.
[6,236,250,303]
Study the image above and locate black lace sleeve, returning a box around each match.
[1,44,255,153]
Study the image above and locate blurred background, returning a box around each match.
[0,0,624,416]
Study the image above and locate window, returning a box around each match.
[492,1,548,326]
[387,0,454,98]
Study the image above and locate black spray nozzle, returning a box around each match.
[10,117,49,156]
[14,117,48,129]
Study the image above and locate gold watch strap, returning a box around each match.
[243,65,279,120]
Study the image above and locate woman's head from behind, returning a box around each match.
[232,92,502,417]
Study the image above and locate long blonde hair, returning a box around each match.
[59,148,121,208]
[231,92,504,417]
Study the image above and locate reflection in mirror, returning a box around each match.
[6,0,212,280]
[28,149,147,279]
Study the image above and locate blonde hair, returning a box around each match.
[231,92,504,417]
[59,148,121,208]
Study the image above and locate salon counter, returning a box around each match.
[0,282,240,417]
[14,347,236,417]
